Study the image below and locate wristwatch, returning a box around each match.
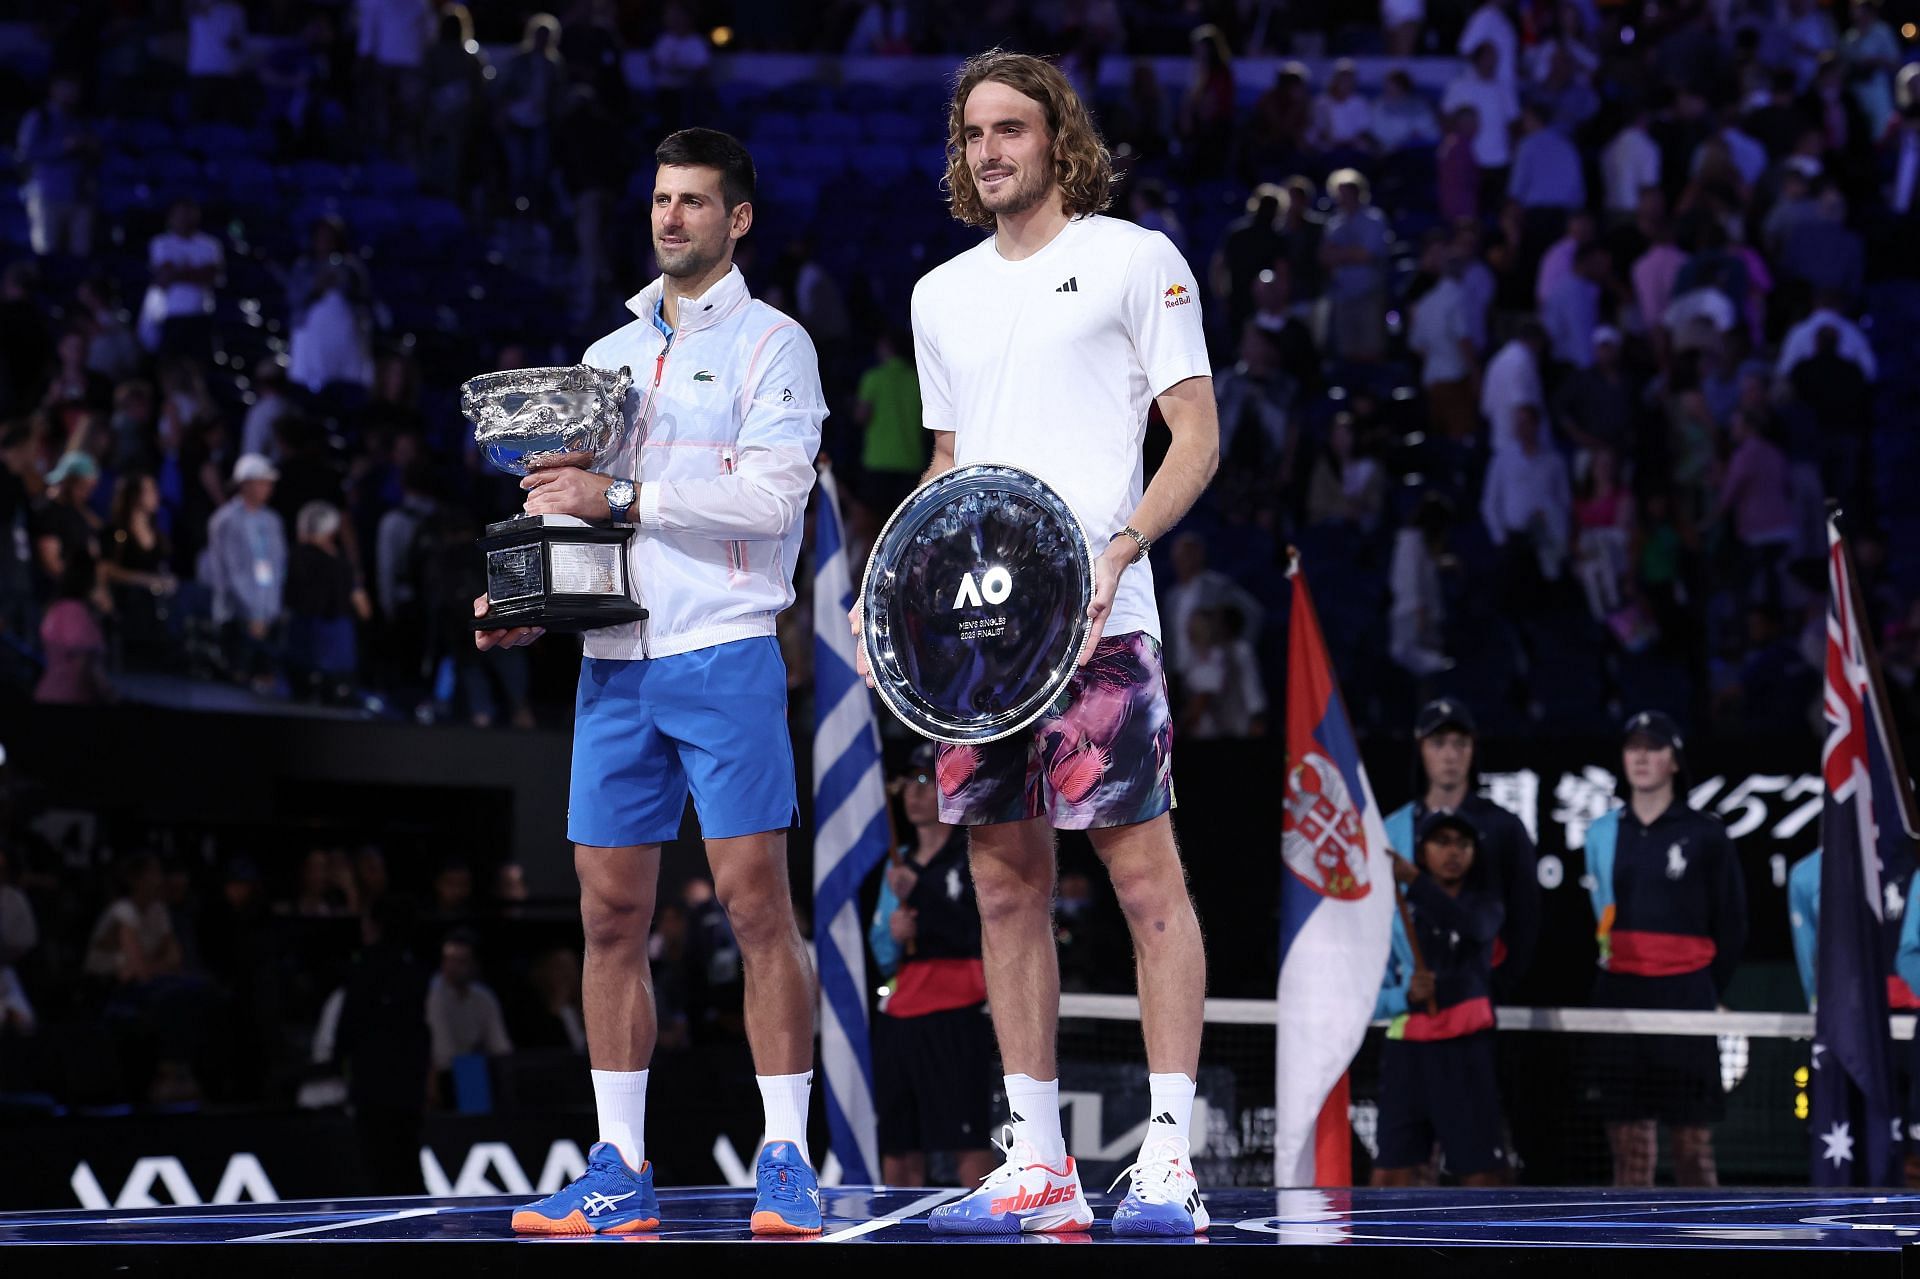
[605,479,636,523]
[1112,525,1151,564]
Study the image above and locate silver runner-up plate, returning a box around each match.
[859,463,1095,745]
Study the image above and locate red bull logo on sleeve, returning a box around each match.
[1163,283,1193,308]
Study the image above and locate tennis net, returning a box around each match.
[1055,996,1874,1187]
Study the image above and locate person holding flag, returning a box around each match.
[1372,811,1508,1187]
[1810,512,1920,1187]
[1583,710,1747,1188]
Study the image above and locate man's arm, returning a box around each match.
[921,428,955,485]
[1080,376,1218,661]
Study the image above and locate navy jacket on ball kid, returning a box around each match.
[1586,800,1747,997]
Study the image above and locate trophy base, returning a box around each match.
[473,514,649,634]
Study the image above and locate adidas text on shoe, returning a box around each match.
[928,1128,1093,1235]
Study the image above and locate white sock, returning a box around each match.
[591,1068,649,1171]
[1146,1072,1197,1149]
[1003,1073,1067,1169]
[757,1071,813,1164]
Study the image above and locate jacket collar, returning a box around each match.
[625,265,750,336]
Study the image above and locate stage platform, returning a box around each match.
[7,1186,1920,1276]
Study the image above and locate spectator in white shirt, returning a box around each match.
[652,3,712,97]
[1458,0,1520,90]
[426,930,513,1075]
[1507,103,1586,211]
[354,0,436,162]
[186,0,249,121]
[1481,403,1572,582]
[1163,533,1265,675]
[1602,106,1662,218]
[1481,322,1548,454]
[139,200,223,357]
[1369,69,1440,152]
[1409,239,1480,439]
[1178,607,1266,740]
[1776,298,1877,382]
[1311,60,1374,152]
[1390,492,1456,676]
[1442,42,1521,173]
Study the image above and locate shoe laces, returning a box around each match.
[760,1160,803,1205]
[1106,1136,1193,1204]
[975,1125,1037,1191]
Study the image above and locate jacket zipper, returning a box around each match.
[635,331,672,659]
[721,449,745,575]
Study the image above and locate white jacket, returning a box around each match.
[580,266,826,661]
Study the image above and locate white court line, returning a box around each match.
[233,1207,441,1242]
[819,1189,961,1243]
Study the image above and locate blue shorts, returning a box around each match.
[568,637,797,847]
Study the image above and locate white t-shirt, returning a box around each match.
[911,215,1212,643]
[1441,73,1520,167]
[187,1,248,77]
[1602,125,1660,213]
[149,231,224,317]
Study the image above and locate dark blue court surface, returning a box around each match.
[7,1186,1920,1276]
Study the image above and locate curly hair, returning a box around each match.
[942,49,1114,230]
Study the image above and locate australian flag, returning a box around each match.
[1812,514,1920,1186]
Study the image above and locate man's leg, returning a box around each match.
[707,829,821,1236]
[576,842,661,1169]
[706,830,815,1135]
[1087,814,1204,1083]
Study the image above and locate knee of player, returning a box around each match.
[970,867,1052,924]
[579,891,653,952]
[715,885,799,951]
[1108,861,1188,925]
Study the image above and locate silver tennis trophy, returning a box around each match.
[461,364,649,632]
[860,464,1095,744]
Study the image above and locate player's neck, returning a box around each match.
[1425,781,1468,811]
[993,195,1072,262]
[661,256,734,328]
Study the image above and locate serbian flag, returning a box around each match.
[1274,553,1395,1186]
[1810,513,1920,1186]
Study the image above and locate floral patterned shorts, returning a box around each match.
[934,631,1175,831]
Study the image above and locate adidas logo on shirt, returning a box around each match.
[1151,1112,1176,1125]
[1054,277,1079,293]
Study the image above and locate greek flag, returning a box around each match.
[811,467,888,1185]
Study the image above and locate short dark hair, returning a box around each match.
[655,128,756,210]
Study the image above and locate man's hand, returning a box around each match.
[886,863,917,900]
[848,599,874,687]
[1390,853,1420,887]
[473,592,545,651]
[1079,540,1134,665]
[1407,970,1436,1006]
[522,463,616,521]
[888,906,918,945]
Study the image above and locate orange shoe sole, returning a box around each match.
[511,1210,661,1235]
[749,1210,823,1236]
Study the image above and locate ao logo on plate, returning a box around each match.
[952,567,1012,609]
